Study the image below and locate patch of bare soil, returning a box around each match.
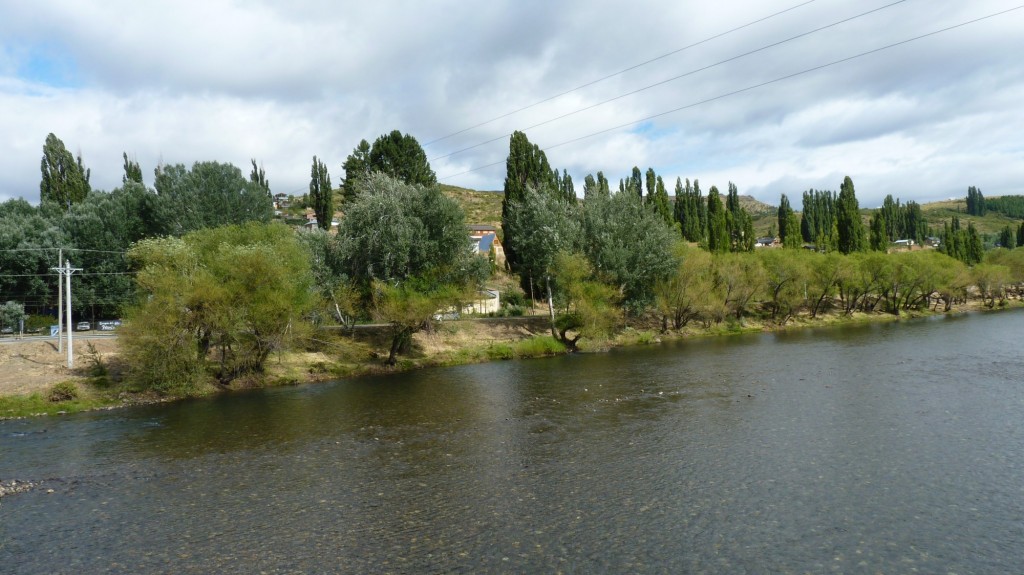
[0,337,119,397]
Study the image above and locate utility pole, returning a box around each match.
[50,260,81,369]
[57,248,63,353]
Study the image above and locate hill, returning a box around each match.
[440,184,1021,240]
[440,184,503,227]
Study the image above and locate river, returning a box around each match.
[2,310,1023,573]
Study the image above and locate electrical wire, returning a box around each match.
[423,0,820,147]
[429,0,907,163]
[438,5,1024,181]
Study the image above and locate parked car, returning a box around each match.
[76,321,91,331]
[1,327,13,335]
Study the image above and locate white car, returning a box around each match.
[76,321,91,331]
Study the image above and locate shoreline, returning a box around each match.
[1,301,1019,420]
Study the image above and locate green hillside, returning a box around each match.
[440,184,503,227]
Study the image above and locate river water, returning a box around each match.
[2,310,1023,573]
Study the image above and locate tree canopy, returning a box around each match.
[40,133,91,209]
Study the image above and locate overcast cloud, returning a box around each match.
[1,0,1022,208]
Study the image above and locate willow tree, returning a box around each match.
[123,222,314,392]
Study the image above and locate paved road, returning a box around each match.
[0,332,118,345]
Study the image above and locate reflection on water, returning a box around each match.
[2,310,1023,573]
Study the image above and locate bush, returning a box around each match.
[49,381,79,402]
[485,343,515,360]
[513,336,566,357]
[503,290,527,308]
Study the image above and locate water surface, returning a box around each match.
[2,310,1023,573]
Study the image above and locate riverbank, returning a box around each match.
[1,301,1017,420]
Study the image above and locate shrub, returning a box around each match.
[49,381,79,402]
[513,336,566,357]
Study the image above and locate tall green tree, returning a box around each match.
[341,139,371,203]
[836,176,865,254]
[501,131,556,276]
[778,193,801,248]
[706,185,728,253]
[123,153,144,185]
[869,211,887,251]
[651,175,673,226]
[40,133,91,209]
[249,159,270,197]
[966,186,985,216]
[368,130,436,187]
[309,156,333,230]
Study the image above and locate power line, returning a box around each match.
[0,270,137,276]
[0,247,127,255]
[430,0,907,163]
[423,0,820,147]
[438,5,1024,182]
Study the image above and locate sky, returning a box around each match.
[1,0,1022,209]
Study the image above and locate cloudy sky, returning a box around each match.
[1,0,1022,208]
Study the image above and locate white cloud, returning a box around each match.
[1,0,1022,207]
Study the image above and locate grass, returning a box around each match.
[0,380,117,418]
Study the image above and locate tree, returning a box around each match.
[581,188,678,312]
[869,211,887,251]
[341,139,372,202]
[706,186,729,253]
[998,225,1015,249]
[555,169,576,203]
[651,175,673,226]
[309,156,333,230]
[123,153,144,185]
[836,176,865,254]
[372,280,462,365]
[501,131,556,277]
[153,161,273,236]
[123,222,314,392]
[336,172,486,291]
[40,133,91,209]
[335,173,487,364]
[249,159,270,197]
[503,185,582,299]
[966,186,985,216]
[758,249,807,324]
[0,301,26,333]
[368,130,436,187]
[654,244,715,330]
[583,174,598,199]
[629,167,643,202]
[548,251,619,351]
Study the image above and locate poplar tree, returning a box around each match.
[706,185,729,253]
[249,159,270,197]
[40,133,91,209]
[501,131,556,275]
[309,156,332,230]
[123,153,144,185]
[778,194,798,247]
[836,176,865,254]
[652,175,672,226]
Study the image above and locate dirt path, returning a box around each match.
[0,337,119,397]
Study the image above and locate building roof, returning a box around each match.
[477,233,496,253]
